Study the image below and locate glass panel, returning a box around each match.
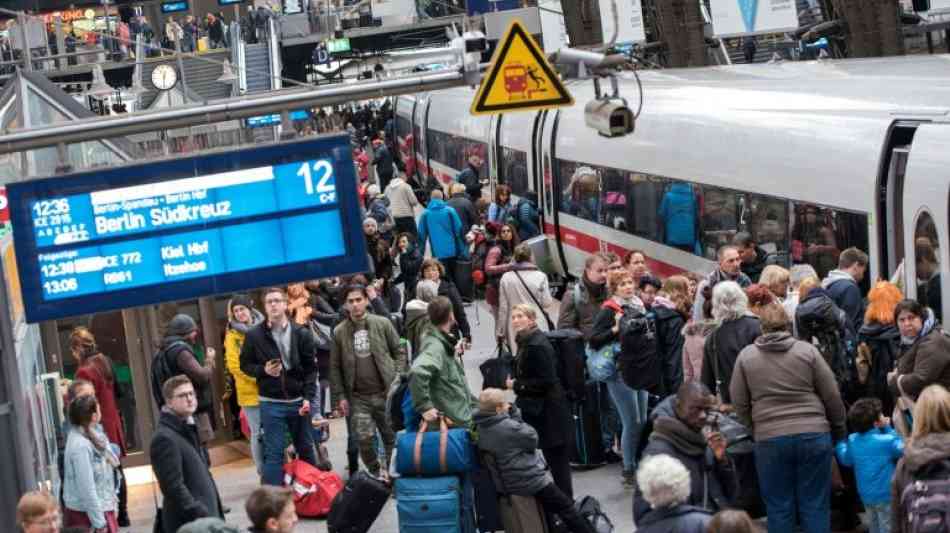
[698,186,739,259]
[629,174,666,243]
[558,159,601,223]
[914,212,942,322]
[498,147,529,198]
[790,203,869,280]
[745,194,790,265]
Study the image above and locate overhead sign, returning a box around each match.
[326,37,351,53]
[161,1,189,13]
[599,0,646,44]
[470,19,573,115]
[7,135,368,323]
[710,0,799,37]
[246,109,311,128]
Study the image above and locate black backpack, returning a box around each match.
[617,306,662,395]
[900,460,950,533]
[149,341,187,408]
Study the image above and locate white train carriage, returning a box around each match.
[395,55,950,321]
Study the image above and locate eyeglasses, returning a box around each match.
[174,390,196,400]
[265,298,286,305]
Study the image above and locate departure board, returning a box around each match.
[8,135,368,323]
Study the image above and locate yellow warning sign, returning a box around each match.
[470,20,573,115]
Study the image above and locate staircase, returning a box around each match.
[139,50,233,108]
[726,34,797,63]
[244,43,272,93]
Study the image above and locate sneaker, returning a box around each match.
[622,470,636,488]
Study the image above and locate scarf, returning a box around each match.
[612,295,646,315]
[652,415,707,456]
[228,309,264,335]
[901,308,936,346]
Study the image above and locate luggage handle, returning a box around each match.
[413,415,453,475]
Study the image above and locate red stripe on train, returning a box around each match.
[543,222,686,278]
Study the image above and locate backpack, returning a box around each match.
[386,373,418,432]
[575,495,614,533]
[471,234,493,287]
[615,305,662,395]
[900,460,950,533]
[150,341,187,408]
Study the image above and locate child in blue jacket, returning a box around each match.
[835,398,904,533]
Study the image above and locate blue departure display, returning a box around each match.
[8,135,368,323]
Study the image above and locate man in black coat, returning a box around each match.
[240,287,319,486]
[372,139,395,192]
[150,375,223,533]
[456,154,484,202]
[446,183,478,238]
[633,382,737,523]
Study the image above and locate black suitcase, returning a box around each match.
[473,466,504,532]
[453,258,474,301]
[570,381,606,469]
[327,471,390,533]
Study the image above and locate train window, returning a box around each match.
[914,211,942,322]
[746,194,790,267]
[630,175,666,243]
[498,147,529,198]
[557,159,601,224]
[698,186,739,259]
[396,114,411,140]
[790,202,869,280]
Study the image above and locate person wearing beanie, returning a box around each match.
[363,217,392,281]
[224,294,266,476]
[157,313,216,443]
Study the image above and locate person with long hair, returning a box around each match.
[653,275,690,396]
[856,281,903,415]
[487,184,515,224]
[62,395,120,532]
[484,222,521,318]
[391,232,423,309]
[890,384,950,533]
[68,327,127,526]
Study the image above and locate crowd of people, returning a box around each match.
[14,119,950,533]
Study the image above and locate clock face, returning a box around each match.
[151,64,178,91]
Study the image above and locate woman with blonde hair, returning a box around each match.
[890,384,950,533]
[856,281,903,415]
[759,265,790,302]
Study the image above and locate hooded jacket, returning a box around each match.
[888,315,950,401]
[473,405,552,496]
[659,182,698,247]
[700,315,761,404]
[384,176,418,218]
[653,297,687,396]
[823,269,865,332]
[410,328,477,429]
[636,505,713,533]
[835,426,904,505]
[239,320,318,402]
[417,198,467,260]
[730,332,847,442]
[224,308,265,407]
[891,432,950,533]
[634,414,737,522]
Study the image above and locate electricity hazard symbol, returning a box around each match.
[470,19,573,115]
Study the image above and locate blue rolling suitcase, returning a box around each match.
[395,476,463,533]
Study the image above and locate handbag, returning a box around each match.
[395,416,474,476]
[479,343,514,390]
[309,319,333,352]
[586,343,618,382]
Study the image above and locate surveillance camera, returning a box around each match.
[585,99,634,138]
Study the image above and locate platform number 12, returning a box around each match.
[297,160,335,195]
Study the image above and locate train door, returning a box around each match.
[488,114,502,199]
[413,94,430,179]
[536,109,569,277]
[898,123,950,322]
[876,123,919,281]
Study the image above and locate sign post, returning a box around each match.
[470,19,573,115]
[6,135,368,323]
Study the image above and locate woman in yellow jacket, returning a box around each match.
[224,294,265,475]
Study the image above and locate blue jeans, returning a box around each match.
[604,376,648,472]
[754,432,832,533]
[243,406,264,477]
[866,502,891,533]
[260,400,317,486]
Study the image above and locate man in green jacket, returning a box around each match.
[410,296,478,429]
[330,284,405,475]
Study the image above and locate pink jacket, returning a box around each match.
[682,320,716,383]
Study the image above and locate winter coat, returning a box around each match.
[63,428,118,529]
[658,182,698,247]
[75,360,126,455]
[891,432,950,533]
[515,197,540,241]
[404,300,431,358]
[447,193,478,237]
[150,410,223,533]
[634,414,738,522]
[729,332,848,442]
[410,328,477,428]
[512,327,571,449]
[653,298,686,396]
[329,314,403,406]
[384,176,418,218]
[497,266,554,352]
[740,246,771,283]
[835,427,904,505]
[484,242,515,307]
[823,269,865,333]
[457,164,482,200]
[159,336,213,415]
[556,276,608,339]
[373,144,394,178]
[473,406,553,496]
[682,320,715,384]
[224,310,265,407]
[417,198,467,260]
[588,296,643,351]
[367,196,392,229]
[888,325,950,401]
[691,269,753,323]
[856,322,901,415]
[437,278,472,340]
[239,321,318,402]
[488,201,515,225]
[700,315,761,404]
[636,505,713,533]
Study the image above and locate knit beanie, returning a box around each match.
[229,293,254,313]
[167,314,198,337]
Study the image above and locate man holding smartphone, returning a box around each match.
[240,286,319,486]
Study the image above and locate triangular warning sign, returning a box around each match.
[470,20,573,115]
[738,0,758,33]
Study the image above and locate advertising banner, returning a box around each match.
[710,0,799,36]
[599,0,646,44]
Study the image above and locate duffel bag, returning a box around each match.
[283,459,344,517]
[396,416,474,476]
